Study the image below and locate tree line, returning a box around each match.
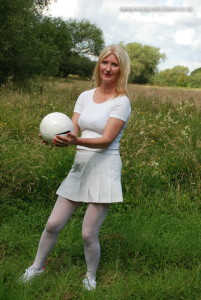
[0,0,104,85]
[152,66,201,88]
[0,0,200,88]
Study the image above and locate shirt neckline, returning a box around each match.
[92,88,113,104]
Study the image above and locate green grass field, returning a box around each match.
[1,79,201,299]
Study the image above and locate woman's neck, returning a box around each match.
[93,84,116,103]
[98,83,116,96]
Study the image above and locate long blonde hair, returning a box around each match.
[93,44,130,97]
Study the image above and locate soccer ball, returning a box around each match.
[39,112,73,144]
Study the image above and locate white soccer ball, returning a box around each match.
[39,112,73,144]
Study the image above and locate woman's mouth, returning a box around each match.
[103,73,112,77]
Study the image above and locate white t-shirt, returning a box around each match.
[74,88,131,153]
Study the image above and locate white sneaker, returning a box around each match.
[83,275,96,291]
[19,265,44,283]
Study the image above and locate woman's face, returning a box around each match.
[99,54,120,85]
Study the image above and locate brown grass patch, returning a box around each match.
[44,79,201,106]
[128,84,201,106]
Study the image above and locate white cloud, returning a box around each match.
[165,0,183,5]
[174,28,198,45]
[47,0,201,72]
[48,0,79,19]
[159,59,200,72]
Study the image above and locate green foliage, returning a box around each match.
[67,19,105,56]
[191,67,201,76]
[189,71,201,88]
[35,17,73,76]
[153,66,190,87]
[1,80,201,209]
[58,19,104,78]
[120,95,201,212]
[1,80,201,298]
[153,66,201,88]
[0,0,39,83]
[0,80,83,201]
[123,42,166,84]
[0,0,66,83]
[60,53,96,78]
[0,2,104,85]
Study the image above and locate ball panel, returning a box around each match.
[39,112,74,144]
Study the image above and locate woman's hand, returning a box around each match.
[52,132,77,147]
[39,133,49,145]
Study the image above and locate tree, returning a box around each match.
[59,53,96,78]
[191,68,201,76]
[35,17,72,76]
[0,0,105,84]
[59,19,104,78]
[67,19,104,57]
[189,68,201,88]
[0,0,55,84]
[153,66,190,87]
[123,42,165,84]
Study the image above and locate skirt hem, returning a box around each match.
[56,151,123,203]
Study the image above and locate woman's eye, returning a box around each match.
[101,61,119,67]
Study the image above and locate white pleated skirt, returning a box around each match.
[56,150,123,203]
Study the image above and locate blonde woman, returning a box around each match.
[20,45,131,290]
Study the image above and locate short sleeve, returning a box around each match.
[73,93,84,113]
[73,89,95,113]
[109,96,131,122]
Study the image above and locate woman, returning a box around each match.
[19,44,131,290]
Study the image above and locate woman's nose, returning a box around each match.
[106,64,111,72]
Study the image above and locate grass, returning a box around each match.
[1,79,201,299]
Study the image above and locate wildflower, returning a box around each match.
[181,130,188,136]
[149,161,159,166]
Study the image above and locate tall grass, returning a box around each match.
[1,79,201,299]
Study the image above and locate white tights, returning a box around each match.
[32,196,110,277]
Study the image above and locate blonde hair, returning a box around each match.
[93,44,130,97]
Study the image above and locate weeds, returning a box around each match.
[1,80,201,299]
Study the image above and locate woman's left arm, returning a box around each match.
[71,112,80,136]
[53,117,125,149]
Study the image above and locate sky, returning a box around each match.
[47,0,201,73]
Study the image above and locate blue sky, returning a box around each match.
[47,0,201,73]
